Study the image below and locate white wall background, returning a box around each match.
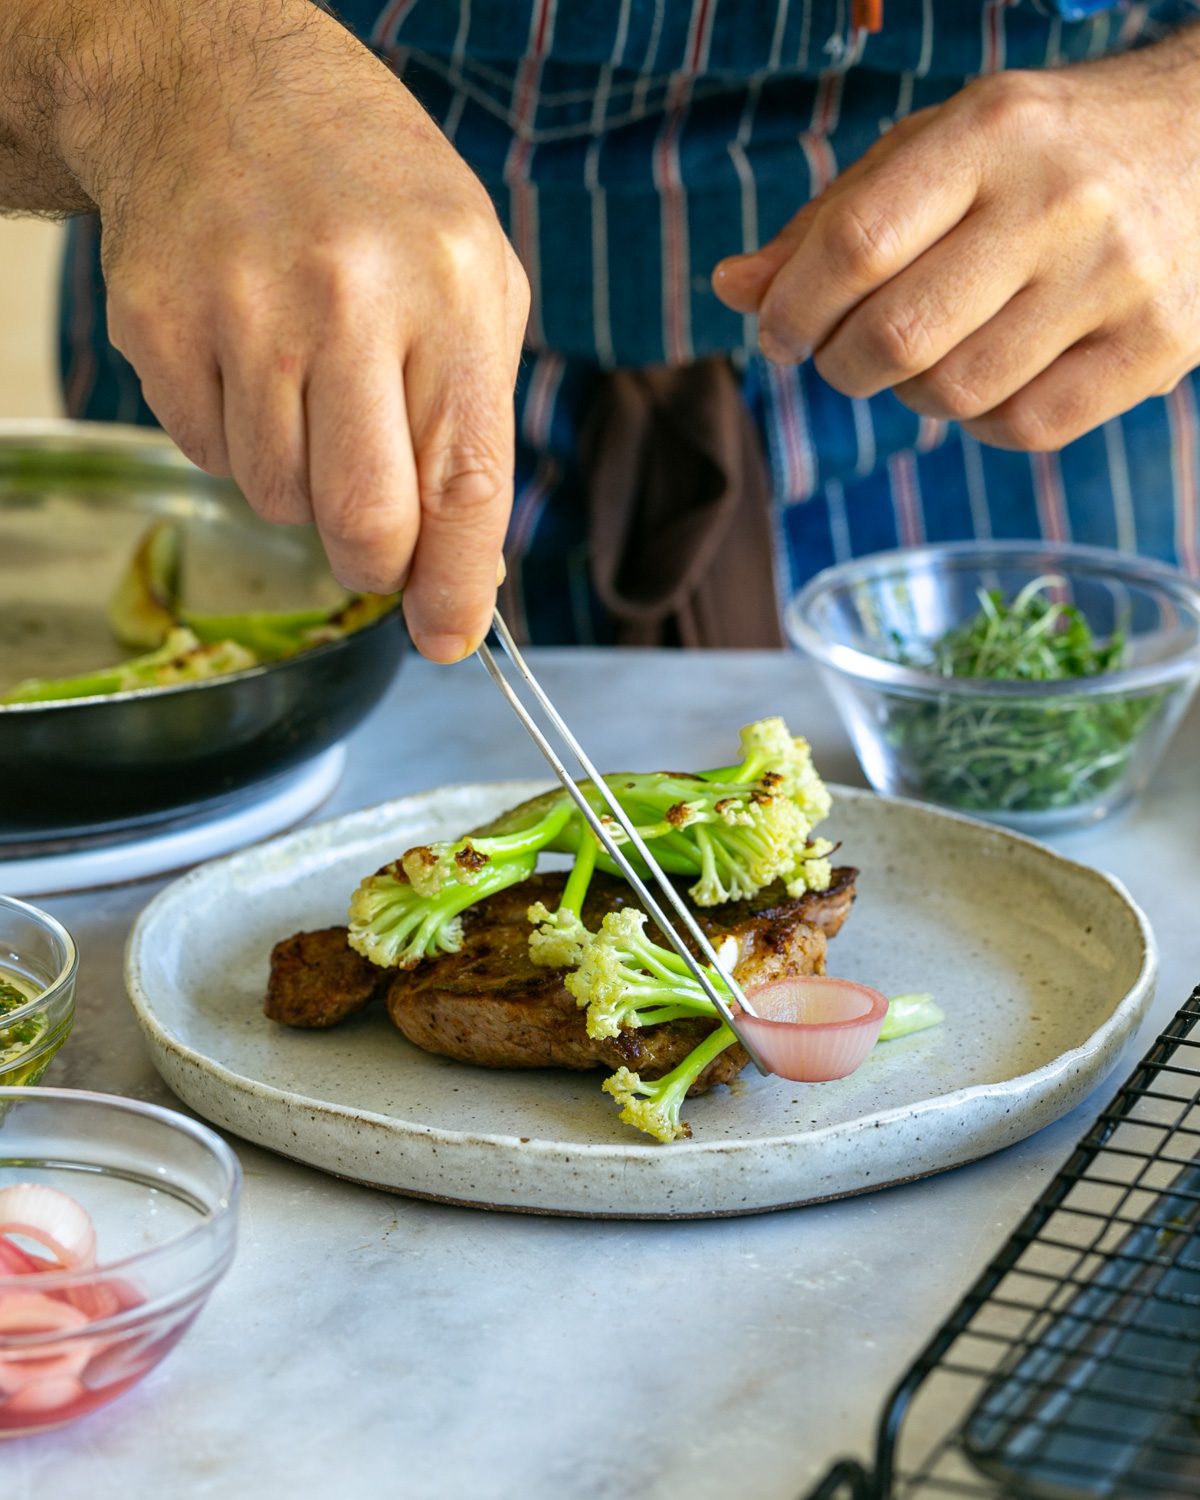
[0,218,65,419]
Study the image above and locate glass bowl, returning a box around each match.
[0,1087,241,1435]
[786,542,1200,832]
[0,896,77,1086]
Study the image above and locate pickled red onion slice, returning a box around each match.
[0,1185,97,1271]
[0,1236,42,1276]
[0,1291,93,1394]
[0,1188,153,1427]
[5,1373,86,1416]
[63,1275,144,1322]
[738,976,888,1082]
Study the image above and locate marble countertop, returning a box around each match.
[8,649,1199,1500]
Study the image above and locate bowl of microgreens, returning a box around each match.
[786,541,1200,831]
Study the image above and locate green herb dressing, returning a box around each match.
[0,968,49,1074]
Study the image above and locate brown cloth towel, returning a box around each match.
[580,358,785,649]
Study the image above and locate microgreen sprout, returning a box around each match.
[888,577,1164,813]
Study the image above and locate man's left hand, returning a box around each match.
[713,33,1200,451]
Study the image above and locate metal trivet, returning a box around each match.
[809,984,1200,1500]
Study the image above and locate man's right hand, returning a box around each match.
[21,0,529,662]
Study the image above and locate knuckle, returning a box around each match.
[1152,369,1184,400]
[810,350,870,398]
[420,449,509,523]
[288,243,391,329]
[505,247,532,316]
[431,210,508,297]
[173,425,228,477]
[218,263,279,327]
[244,476,308,525]
[820,202,905,285]
[861,305,938,377]
[1106,233,1169,302]
[1060,172,1119,228]
[919,366,992,422]
[416,387,511,523]
[963,71,1051,135]
[993,401,1063,452]
[107,289,164,359]
[320,485,396,541]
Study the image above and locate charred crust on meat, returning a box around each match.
[265,927,389,1029]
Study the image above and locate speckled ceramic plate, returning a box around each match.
[125,782,1157,1218]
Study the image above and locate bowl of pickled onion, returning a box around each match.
[0,1087,240,1436]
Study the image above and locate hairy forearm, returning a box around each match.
[0,0,327,218]
[0,0,94,213]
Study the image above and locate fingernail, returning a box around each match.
[495,555,508,587]
[713,252,759,281]
[418,633,472,664]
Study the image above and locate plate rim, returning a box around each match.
[124,779,1159,1164]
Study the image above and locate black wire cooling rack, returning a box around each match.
[807,984,1200,1500]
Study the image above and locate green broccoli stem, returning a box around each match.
[604,1021,738,1142]
[880,993,944,1042]
[656,1021,738,1099]
[402,860,532,957]
[558,831,598,918]
[504,799,577,858]
[613,970,727,1027]
[629,1001,717,1026]
[457,797,576,871]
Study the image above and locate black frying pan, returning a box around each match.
[0,422,405,839]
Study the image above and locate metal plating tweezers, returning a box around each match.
[477,608,769,1076]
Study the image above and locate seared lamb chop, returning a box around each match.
[385,867,856,1092]
[265,867,857,1095]
[264,927,390,1028]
